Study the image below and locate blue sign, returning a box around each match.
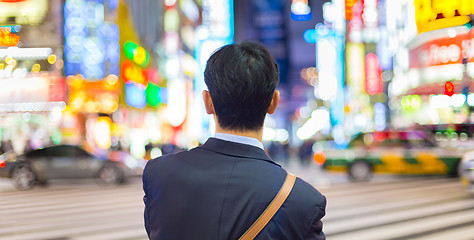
[125,83,147,109]
[291,12,312,21]
[64,0,120,79]
[303,29,317,43]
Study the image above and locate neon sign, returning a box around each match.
[365,53,383,95]
[0,25,21,33]
[445,81,455,96]
[121,60,147,87]
[125,83,146,109]
[414,0,472,34]
[0,31,20,46]
[124,41,149,68]
[0,25,21,47]
[409,32,474,68]
[345,0,357,20]
[291,0,312,21]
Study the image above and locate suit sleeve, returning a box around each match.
[305,195,327,240]
[143,164,151,238]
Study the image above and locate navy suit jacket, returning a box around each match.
[143,138,326,240]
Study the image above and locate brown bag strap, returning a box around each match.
[239,172,296,240]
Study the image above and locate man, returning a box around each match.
[143,42,326,240]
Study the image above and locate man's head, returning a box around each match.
[203,42,280,132]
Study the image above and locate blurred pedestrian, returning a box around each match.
[143,42,326,240]
[299,139,315,166]
[269,141,289,165]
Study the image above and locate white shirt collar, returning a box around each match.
[213,133,264,150]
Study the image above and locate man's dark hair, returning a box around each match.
[204,42,279,131]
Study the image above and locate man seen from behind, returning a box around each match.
[143,42,327,240]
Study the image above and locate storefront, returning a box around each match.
[0,76,66,154]
[0,0,66,154]
[390,1,474,127]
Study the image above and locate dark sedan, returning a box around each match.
[0,145,144,189]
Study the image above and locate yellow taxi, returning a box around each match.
[314,129,467,181]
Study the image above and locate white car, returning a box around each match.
[460,151,474,193]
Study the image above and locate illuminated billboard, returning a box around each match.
[64,0,120,80]
[414,0,473,34]
[0,0,48,25]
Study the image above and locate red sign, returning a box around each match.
[121,60,147,87]
[365,53,383,95]
[0,0,27,2]
[409,31,474,68]
[444,81,455,96]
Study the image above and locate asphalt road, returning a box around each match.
[0,163,473,240]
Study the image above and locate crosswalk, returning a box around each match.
[0,175,473,240]
[317,176,474,240]
[0,178,148,240]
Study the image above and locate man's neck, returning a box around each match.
[215,126,263,143]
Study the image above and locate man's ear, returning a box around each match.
[202,90,215,114]
[267,90,280,114]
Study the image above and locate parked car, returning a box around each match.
[460,150,474,193]
[0,145,144,190]
[315,130,466,181]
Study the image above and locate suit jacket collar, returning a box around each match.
[199,138,281,167]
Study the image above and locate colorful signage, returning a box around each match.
[125,82,147,109]
[291,0,312,21]
[0,25,21,33]
[64,0,120,79]
[303,29,317,43]
[445,81,455,96]
[345,0,357,20]
[0,77,66,103]
[347,2,363,43]
[414,0,472,34]
[0,25,21,47]
[67,76,120,113]
[346,43,365,96]
[121,60,147,86]
[0,31,19,46]
[95,116,112,149]
[123,41,149,68]
[409,32,474,68]
[144,67,161,85]
[374,102,386,131]
[316,26,345,146]
[146,83,161,107]
[121,40,162,108]
[203,0,234,40]
[365,53,383,95]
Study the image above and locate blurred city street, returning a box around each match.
[1,0,474,239]
[1,161,473,240]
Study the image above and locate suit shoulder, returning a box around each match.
[145,148,187,168]
[144,147,205,168]
[292,177,326,208]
